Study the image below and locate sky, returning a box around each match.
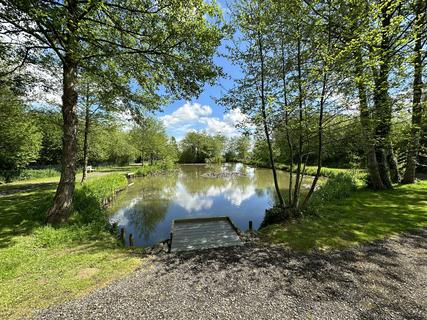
[155,0,245,141]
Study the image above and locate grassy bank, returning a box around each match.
[260,180,427,251]
[0,171,142,320]
[244,160,366,180]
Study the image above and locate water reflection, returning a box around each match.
[109,163,295,247]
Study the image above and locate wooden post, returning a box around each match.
[249,220,253,231]
[168,232,173,253]
[129,233,134,247]
[120,228,125,243]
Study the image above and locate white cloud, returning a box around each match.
[160,102,252,139]
[161,102,212,127]
[224,108,247,124]
[199,117,237,136]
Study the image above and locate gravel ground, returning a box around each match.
[31,229,427,320]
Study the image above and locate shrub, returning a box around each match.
[74,173,128,224]
[132,162,174,176]
[304,172,359,216]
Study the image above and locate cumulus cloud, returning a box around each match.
[161,102,212,127]
[160,102,252,139]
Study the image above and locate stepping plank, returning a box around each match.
[170,216,243,252]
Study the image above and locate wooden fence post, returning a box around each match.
[120,228,125,243]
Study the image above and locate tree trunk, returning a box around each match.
[46,0,79,224]
[402,0,425,184]
[293,37,304,209]
[258,32,285,209]
[303,70,327,208]
[280,39,293,205]
[81,101,90,183]
[355,50,385,189]
[371,1,394,189]
[387,143,400,183]
[46,57,78,224]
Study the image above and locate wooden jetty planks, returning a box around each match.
[170,216,243,252]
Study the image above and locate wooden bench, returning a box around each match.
[87,165,95,173]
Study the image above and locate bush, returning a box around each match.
[304,172,359,216]
[74,173,128,224]
[132,162,174,176]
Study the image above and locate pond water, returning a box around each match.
[108,163,294,247]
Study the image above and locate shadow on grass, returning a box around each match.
[0,183,56,247]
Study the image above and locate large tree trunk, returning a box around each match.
[46,57,78,224]
[371,1,395,189]
[355,50,385,189]
[81,101,90,183]
[387,143,400,183]
[46,0,79,224]
[402,0,425,184]
[258,32,285,209]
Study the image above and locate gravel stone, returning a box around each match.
[30,229,427,320]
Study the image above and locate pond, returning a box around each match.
[109,163,295,247]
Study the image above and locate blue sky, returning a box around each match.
[155,0,245,140]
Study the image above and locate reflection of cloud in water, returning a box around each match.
[109,197,142,225]
[224,184,256,206]
[174,181,256,212]
[174,182,214,212]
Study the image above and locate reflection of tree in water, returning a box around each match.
[128,199,169,241]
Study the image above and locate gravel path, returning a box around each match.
[32,229,427,320]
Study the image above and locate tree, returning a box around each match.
[0,0,224,223]
[221,0,285,209]
[179,131,225,163]
[333,0,422,188]
[235,135,251,161]
[223,0,339,216]
[402,0,426,183]
[130,118,170,165]
[31,109,63,165]
[0,85,41,181]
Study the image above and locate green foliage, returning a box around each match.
[85,121,135,166]
[130,118,177,165]
[0,86,42,180]
[224,135,251,162]
[304,173,359,216]
[179,131,226,163]
[131,162,174,176]
[74,173,128,224]
[250,138,275,166]
[31,110,63,165]
[0,168,60,182]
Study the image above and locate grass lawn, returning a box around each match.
[0,172,142,320]
[260,180,427,251]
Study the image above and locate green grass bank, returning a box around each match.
[260,180,427,251]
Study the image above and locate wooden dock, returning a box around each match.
[170,216,243,252]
